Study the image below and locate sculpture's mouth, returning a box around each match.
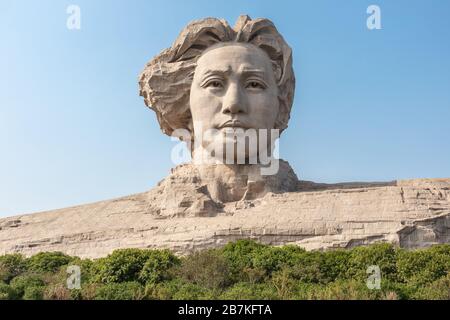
[218,120,251,130]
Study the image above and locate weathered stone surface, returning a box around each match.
[146,160,299,217]
[0,177,448,258]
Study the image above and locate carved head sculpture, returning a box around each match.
[139,15,295,164]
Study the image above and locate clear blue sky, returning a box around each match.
[1,0,449,217]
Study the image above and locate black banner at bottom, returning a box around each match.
[0,300,445,318]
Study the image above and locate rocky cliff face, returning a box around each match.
[0,170,449,258]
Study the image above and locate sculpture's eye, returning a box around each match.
[205,80,224,89]
[246,80,266,90]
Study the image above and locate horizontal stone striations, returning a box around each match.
[0,178,449,258]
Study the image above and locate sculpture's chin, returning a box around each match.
[200,141,267,165]
[195,127,275,165]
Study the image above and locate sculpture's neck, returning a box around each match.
[195,163,267,202]
[150,160,298,217]
[191,144,277,167]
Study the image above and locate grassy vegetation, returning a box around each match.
[0,241,449,300]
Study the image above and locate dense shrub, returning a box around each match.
[171,282,216,300]
[0,282,18,300]
[139,250,180,284]
[68,258,95,285]
[27,252,72,273]
[412,274,450,300]
[346,243,398,282]
[10,274,45,298]
[220,282,278,300]
[0,241,448,300]
[251,246,299,275]
[221,239,266,280]
[320,249,351,282]
[44,283,72,300]
[280,251,327,284]
[23,286,45,300]
[396,246,450,287]
[250,247,288,274]
[0,254,28,283]
[176,250,231,289]
[95,282,145,300]
[144,279,182,300]
[145,279,216,300]
[92,248,179,284]
[221,241,310,282]
[80,283,100,300]
[303,279,383,300]
[93,249,155,284]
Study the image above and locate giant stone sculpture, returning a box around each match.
[0,16,449,258]
[138,15,298,216]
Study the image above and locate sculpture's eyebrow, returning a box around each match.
[240,69,266,79]
[199,67,267,81]
[200,67,232,79]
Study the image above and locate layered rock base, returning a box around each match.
[1,164,449,258]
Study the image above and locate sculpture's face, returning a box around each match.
[189,43,279,162]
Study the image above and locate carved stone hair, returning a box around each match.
[139,15,295,136]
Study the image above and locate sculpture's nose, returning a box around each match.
[222,83,247,115]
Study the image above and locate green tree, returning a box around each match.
[23,286,45,300]
[139,250,180,284]
[0,282,18,300]
[320,249,351,282]
[220,282,278,300]
[93,249,152,283]
[10,274,45,298]
[281,251,327,284]
[171,282,215,300]
[251,246,294,275]
[176,250,231,290]
[306,279,382,300]
[27,252,72,273]
[0,254,28,283]
[93,248,177,284]
[397,246,450,287]
[95,282,145,300]
[346,243,398,282]
[221,240,268,282]
[412,273,450,300]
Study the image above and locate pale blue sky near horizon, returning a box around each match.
[1,0,449,217]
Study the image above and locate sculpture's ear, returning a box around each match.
[271,61,282,83]
[186,72,195,135]
[187,116,194,134]
[274,101,287,132]
[186,117,195,154]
